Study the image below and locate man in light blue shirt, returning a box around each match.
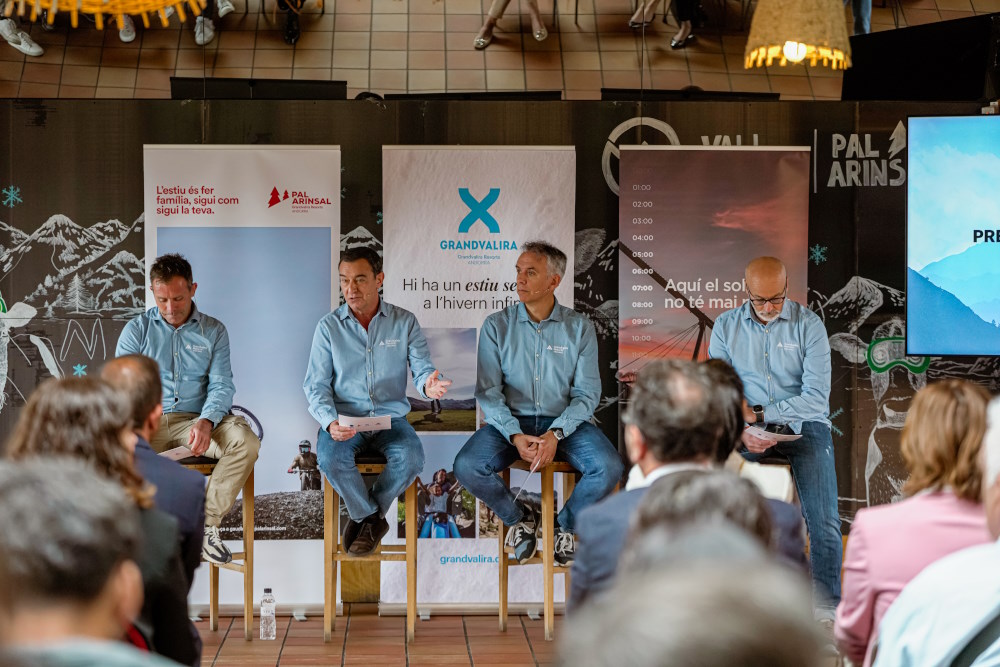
[304,246,450,556]
[873,397,1000,667]
[709,256,841,619]
[454,241,622,566]
[117,253,260,566]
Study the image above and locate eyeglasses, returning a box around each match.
[747,282,787,307]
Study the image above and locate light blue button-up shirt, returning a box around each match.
[116,304,235,426]
[708,299,831,433]
[303,299,435,428]
[476,299,601,441]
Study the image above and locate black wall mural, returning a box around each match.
[0,98,984,529]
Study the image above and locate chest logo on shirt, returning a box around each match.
[776,342,799,351]
[546,344,568,355]
[185,343,209,354]
[379,339,401,348]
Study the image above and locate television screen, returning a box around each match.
[907,115,1000,356]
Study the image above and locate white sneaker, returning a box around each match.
[202,525,233,565]
[0,18,44,56]
[118,15,136,42]
[194,16,215,45]
[217,0,235,18]
[164,5,175,17]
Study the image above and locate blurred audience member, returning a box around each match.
[872,392,1000,667]
[4,377,199,667]
[102,354,207,589]
[836,379,991,666]
[0,458,181,667]
[561,552,822,667]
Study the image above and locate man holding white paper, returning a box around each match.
[708,256,842,621]
[304,246,451,556]
[454,241,623,566]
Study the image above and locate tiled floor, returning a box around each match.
[0,0,997,99]
[196,608,561,666]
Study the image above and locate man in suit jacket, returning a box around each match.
[102,354,207,588]
[570,359,807,609]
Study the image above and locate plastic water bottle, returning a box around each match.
[260,588,276,640]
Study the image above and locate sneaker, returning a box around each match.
[193,16,215,45]
[553,527,575,566]
[817,618,840,657]
[217,0,235,17]
[0,19,44,57]
[348,514,390,556]
[203,525,233,565]
[39,10,55,31]
[118,15,136,43]
[504,502,538,564]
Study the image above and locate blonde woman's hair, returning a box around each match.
[901,379,990,501]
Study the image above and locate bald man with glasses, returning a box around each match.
[708,256,841,630]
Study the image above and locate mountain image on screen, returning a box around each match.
[907,267,1000,355]
[919,243,1000,325]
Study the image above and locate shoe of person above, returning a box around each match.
[217,0,235,18]
[342,517,363,552]
[504,501,538,564]
[0,19,44,57]
[194,16,215,45]
[283,11,300,45]
[203,525,233,565]
[553,526,575,566]
[347,514,390,556]
[119,15,136,42]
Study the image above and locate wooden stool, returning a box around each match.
[498,460,577,642]
[180,456,255,641]
[323,455,418,643]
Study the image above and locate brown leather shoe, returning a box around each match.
[347,515,389,556]
[343,518,363,552]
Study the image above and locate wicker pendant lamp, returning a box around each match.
[3,0,205,31]
[744,0,852,71]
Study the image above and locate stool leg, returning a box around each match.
[562,472,575,610]
[498,468,510,632]
[209,563,219,632]
[324,479,336,642]
[243,471,254,641]
[405,481,417,643]
[542,467,555,642]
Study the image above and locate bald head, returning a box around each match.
[744,257,788,323]
[101,355,162,435]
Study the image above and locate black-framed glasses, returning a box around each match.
[747,282,787,307]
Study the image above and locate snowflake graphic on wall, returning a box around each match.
[72,364,88,377]
[809,244,828,266]
[829,406,844,437]
[2,185,22,209]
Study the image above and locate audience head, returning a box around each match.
[980,398,1000,538]
[702,358,746,462]
[5,377,152,509]
[560,560,821,667]
[901,379,989,501]
[622,359,725,468]
[100,354,163,439]
[0,458,143,643]
[623,469,774,572]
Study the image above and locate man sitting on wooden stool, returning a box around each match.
[455,241,623,566]
[304,246,451,556]
[116,253,260,568]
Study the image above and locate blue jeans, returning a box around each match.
[742,420,842,609]
[454,416,623,533]
[316,417,424,522]
[845,0,871,34]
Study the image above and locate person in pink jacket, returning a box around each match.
[835,379,993,666]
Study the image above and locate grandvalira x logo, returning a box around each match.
[440,188,518,263]
[267,185,332,213]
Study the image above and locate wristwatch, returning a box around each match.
[752,405,765,424]
[551,428,565,441]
